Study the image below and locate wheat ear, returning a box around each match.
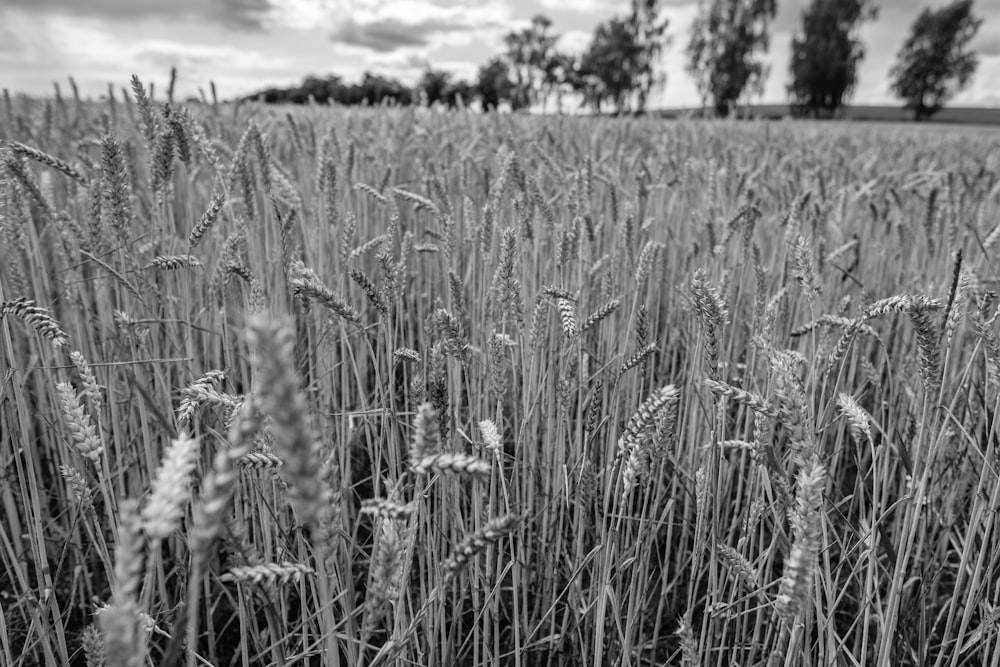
[142,432,199,540]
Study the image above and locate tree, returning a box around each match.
[686,0,778,117]
[503,14,559,110]
[419,69,452,107]
[543,51,577,113]
[359,73,413,106]
[578,18,644,114]
[629,0,671,113]
[575,1,670,115]
[443,80,475,110]
[476,58,517,111]
[890,0,982,120]
[789,0,878,116]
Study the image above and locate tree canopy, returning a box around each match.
[686,0,778,117]
[575,1,670,115]
[788,0,878,116]
[577,17,645,114]
[476,57,518,111]
[890,0,983,120]
[503,15,559,110]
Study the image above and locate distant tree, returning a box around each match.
[629,0,671,113]
[504,14,559,109]
[250,74,344,104]
[789,0,878,116]
[890,0,982,120]
[686,0,778,117]
[420,69,452,107]
[578,17,644,114]
[476,57,517,111]
[300,75,342,104]
[359,73,413,106]
[437,79,471,109]
[573,1,670,115]
[566,65,603,114]
[543,51,577,113]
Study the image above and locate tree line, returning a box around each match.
[249,0,985,121]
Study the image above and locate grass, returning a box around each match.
[1,80,1000,666]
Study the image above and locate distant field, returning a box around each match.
[659,103,1000,126]
[2,88,1000,666]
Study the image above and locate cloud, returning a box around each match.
[0,12,297,100]
[131,40,290,73]
[330,1,510,53]
[557,30,592,55]
[363,49,432,79]
[356,50,480,85]
[0,0,275,31]
[0,26,22,53]
[952,54,1000,105]
[332,17,437,52]
[975,25,1000,56]
[537,0,629,14]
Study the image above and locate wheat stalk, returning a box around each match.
[8,140,89,185]
[101,500,145,667]
[220,562,313,585]
[142,433,199,540]
[55,382,102,463]
[360,498,415,520]
[412,452,491,480]
[146,255,201,271]
[69,350,102,413]
[776,456,825,624]
[365,519,407,629]
[555,298,578,338]
[837,393,873,446]
[393,347,420,364]
[2,297,69,348]
[61,465,95,514]
[580,299,620,335]
[443,514,519,576]
[479,419,502,455]
[289,261,363,326]
[188,191,226,250]
[247,316,325,530]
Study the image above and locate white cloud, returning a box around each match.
[132,41,291,72]
[538,0,629,15]
[266,0,338,29]
[363,48,432,76]
[329,0,511,52]
[557,30,591,55]
[0,0,273,31]
[0,13,296,99]
[953,54,1000,105]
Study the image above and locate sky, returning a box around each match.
[1,0,1000,108]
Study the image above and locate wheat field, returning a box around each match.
[1,81,1000,666]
